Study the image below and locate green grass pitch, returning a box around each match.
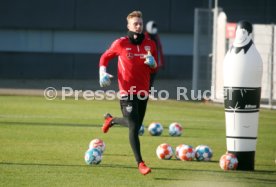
[0,96,275,186]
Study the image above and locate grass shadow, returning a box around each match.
[0,121,99,128]
[0,161,136,170]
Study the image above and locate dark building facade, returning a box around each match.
[0,0,275,79]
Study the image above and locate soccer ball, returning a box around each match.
[148,122,163,136]
[89,138,105,153]
[84,148,102,165]
[175,144,184,160]
[220,153,238,170]
[156,143,174,160]
[168,122,183,136]
[195,145,213,161]
[177,144,195,161]
[138,124,145,136]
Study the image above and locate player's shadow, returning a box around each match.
[168,159,219,163]
[104,153,132,157]
[153,165,222,173]
[242,177,276,184]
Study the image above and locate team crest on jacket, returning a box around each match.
[144,46,151,51]
[126,105,133,113]
[127,52,134,59]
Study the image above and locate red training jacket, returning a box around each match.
[99,36,157,95]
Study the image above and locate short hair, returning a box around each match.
[126,10,143,22]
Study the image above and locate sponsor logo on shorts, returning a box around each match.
[126,105,133,113]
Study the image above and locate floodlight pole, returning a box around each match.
[268,25,274,108]
[211,0,219,100]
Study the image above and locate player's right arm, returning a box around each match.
[99,39,121,87]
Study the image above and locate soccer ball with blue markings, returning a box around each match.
[148,122,163,136]
[84,148,102,165]
[195,145,213,161]
[168,122,183,136]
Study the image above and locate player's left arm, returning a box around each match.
[150,42,158,72]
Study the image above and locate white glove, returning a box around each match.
[99,66,113,87]
[144,51,157,68]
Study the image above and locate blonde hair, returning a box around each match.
[126,11,143,22]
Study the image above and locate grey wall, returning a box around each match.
[0,0,206,32]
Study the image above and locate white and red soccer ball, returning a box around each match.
[175,144,184,160]
[219,153,238,170]
[89,138,106,153]
[195,145,213,161]
[156,143,174,160]
[176,144,195,161]
[148,122,163,136]
[169,122,183,136]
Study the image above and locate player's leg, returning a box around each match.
[102,114,129,133]
[135,96,151,175]
[102,95,151,175]
[102,98,128,133]
[111,117,128,127]
[120,96,143,162]
[121,96,150,175]
[102,113,114,133]
[137,96,149,126]
[111,98,130,127]
[102,95,142,160]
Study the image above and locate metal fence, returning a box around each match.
[193,8,276,109]
[253,25,276,109]
[192,8,213,95]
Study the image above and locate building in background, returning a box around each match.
[0,0,275,96]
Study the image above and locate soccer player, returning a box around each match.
[98,10,157,175]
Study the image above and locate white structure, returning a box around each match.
[223,21,263,170]
[193,8,276,109]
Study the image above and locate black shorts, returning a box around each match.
[120,95,148,128]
